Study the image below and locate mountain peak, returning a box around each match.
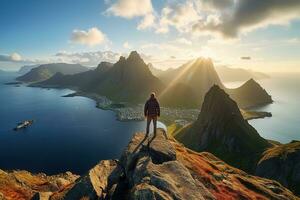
[227,78,273,108]
[246,78,258,85]
[95,62,113,73]
[199,85,243,123]
[175,85,271,172]
[127,50,142,60]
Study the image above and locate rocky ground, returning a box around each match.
[1,130,298,200]
[0,170,78,200]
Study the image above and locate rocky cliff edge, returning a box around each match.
[0,130,298,200]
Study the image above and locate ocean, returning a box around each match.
[224,72,300,144]
[0,73,146,175]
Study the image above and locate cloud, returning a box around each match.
[70,27,108,46]
[192,0,300,38]
[196,0,234,11]
[137,13,156,30]
[106,0,153,18]
[175,37,192,45]
[54,50,122,66]
[106,0,155,30]
[156,1,200,34]
[123,41,131,49]
[0,53,22,62]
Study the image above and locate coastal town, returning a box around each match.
[65,91,270,126]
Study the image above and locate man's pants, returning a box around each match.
[146,116,157,137]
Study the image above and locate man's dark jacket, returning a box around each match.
[144,97,160,117]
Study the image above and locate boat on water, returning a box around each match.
[13,120,34,131]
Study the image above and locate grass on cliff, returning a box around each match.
[260,141,300,163]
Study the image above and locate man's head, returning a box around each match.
[150,92,156,99]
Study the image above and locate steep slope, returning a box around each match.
[159,58,224,108]
[256,141,300,196]
[228,78,273,108]
[216,66,269,82]
[175,85,272,172]
[16,63,90,83]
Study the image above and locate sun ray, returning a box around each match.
[158,59,197,99]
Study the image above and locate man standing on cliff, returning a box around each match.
[144,92,160,143]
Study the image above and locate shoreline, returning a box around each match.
[62,91,272,126]
[26,82,273,125]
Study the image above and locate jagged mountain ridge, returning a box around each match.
[37,51,164,103]
[175,85,272,172]
[31,51,272,108]
[1,131,297,199]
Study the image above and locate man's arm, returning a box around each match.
[144,101,148,116]
[157,101,160,117]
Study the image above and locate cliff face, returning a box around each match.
[256,141,300,196]
[4,131,297,200]
[175,85,271,172]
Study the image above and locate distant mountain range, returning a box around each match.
[37,51,164,103]
[19,51,273,108]
[16,63,90,82]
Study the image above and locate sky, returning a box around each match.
[0,0,300,72]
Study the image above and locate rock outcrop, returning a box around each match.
[0,170,78,200]
[0,131,298,199]
[256,141,300,196]
[175,85,272,173]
